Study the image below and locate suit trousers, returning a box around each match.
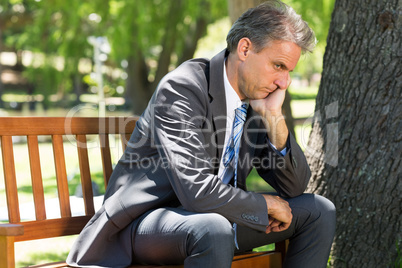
[131,193,336,268]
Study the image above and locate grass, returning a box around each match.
[288,85,319,100]
[15,236,77,267]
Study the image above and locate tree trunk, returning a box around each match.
[178,0,209,64]
[227,0,296,136]
[124,0,209,116]
[228,0,266,22]
[305,0,401,267]
[73,73,83,105]
[125,52,151,116]
[153,0,184,88]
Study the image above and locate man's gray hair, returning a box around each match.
[226,0,316,54]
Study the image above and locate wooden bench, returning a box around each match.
[0,117,286,268]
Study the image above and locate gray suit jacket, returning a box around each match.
[67,50,311,267]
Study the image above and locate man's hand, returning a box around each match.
[262,194,292,234]
[249,87,286,116]
[250,89,289,150]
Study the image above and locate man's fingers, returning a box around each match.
[270,219,281,228]
[272,221,291,232]
[266,218,291,233]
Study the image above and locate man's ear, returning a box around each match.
[237,38,252,61]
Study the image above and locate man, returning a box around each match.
[67,1,336,267]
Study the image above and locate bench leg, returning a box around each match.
[0,236,16,268]
[275,240,289,263]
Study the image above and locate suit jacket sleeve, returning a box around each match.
[149,66,269,232]
[254,131,311,198]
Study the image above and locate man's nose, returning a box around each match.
[275,72,291,89]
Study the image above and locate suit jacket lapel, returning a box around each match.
[208,49,229,162]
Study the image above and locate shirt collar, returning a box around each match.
[223,60,248,113]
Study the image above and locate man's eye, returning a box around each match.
[275,64,281,69]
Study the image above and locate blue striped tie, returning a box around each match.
[222,103,248,249]
[222,103,248,186]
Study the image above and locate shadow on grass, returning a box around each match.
[17,251,69,267]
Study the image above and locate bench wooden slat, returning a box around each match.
[121,133,131,152]
[27,135,47,221]
[14,216,93,242]
[24,261,70,268]
[52,135,71,218]
[0,117,137,136]
[99,134,113,187]
[76,135,95,216]
[1,136,20,223]
[231,251,282,268]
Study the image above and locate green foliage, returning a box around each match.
[284,0,334,45]
[391,240,402,268]
[283,0,335,76]
[23,63,63,107]
[1,0,332,108]
[1,0,227,102]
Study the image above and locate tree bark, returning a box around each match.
[306,0,401,267]
[227,0,296,136]
[125,51,151,115]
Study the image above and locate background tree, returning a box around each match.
[2,0,103,108]
[0,0,35,108]
[105,0,227,114]
[306,0,401,266]
[1,0,227,114]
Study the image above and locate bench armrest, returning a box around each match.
[0,223,24,236]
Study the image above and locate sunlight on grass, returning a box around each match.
[288,85,319,100]
[15,235,77,267]
[291,99,316,119]
[253,243,276,252]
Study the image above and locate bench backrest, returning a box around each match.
[0,117,137,242]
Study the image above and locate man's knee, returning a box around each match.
[187,212,234,239]
[186,213,234,252]
[314,194,336,227]
[315,194,336,216]
[290,194,336,231]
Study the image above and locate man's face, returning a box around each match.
[237,40,301,100]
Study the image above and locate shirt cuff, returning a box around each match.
[267,137,288,156]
